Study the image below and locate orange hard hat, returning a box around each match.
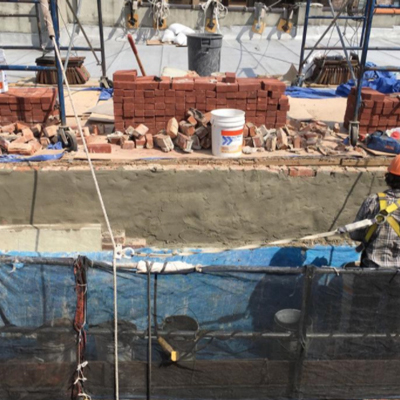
[388,154,400,176]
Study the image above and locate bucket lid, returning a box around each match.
[274,309,301,331]
[211,108,245,118]
[186,33,223,39]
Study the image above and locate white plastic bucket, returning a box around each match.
[211,109,245,157]
[0,50,8,93]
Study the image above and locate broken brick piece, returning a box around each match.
[135,136,146,149]
[8,142,34,155]
[154,134,174,152]
[167,118,179,139]
[122,140,136,150]
[179,121,195,136]
[43,125,58,138]
[1,123,15,134]
[187,115,197,126]
[145,133,154,149]
[176,132,193,153]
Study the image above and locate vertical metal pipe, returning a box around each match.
[353,0,375,123]
[298,0,312,80]
[147,269,152,400]
[49,0,66,125]
[35,2,43,46]
[291,266,315,398]
[97,0,107,82]
[327,0,356,81]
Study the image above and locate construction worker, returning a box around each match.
[350,155,400,267]
[348,155,400,345]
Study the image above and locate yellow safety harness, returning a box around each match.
[364,192,400,243]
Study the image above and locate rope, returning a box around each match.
[147,0,170,35]
[51,37,120,400]
[200,0,228,33]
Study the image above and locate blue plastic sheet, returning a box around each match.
[3,246,400,400]
[285,86,338,99]
[0,150,64,163]
[82,86,113,100]
[336,62,400,96]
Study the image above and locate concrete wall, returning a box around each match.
[0,166,386,247]
[0,2,399,34]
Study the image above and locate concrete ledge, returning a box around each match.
[0,224,102,252]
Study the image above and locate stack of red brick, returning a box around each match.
[0,88,58,125]
[113,70,289,134]
[344,87,400,135]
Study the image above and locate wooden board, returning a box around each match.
[359,143,397,157]
[64,90,100,117]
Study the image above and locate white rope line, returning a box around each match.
[51,38,120,400]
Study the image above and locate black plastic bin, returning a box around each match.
[186,33,223,76]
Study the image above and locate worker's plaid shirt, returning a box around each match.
[350,189,400,268]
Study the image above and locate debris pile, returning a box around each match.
[110,109,212,153]
[0,118,60,156]
[242,119,339,154]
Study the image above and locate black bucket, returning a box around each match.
[271,309,301,360]
[186,33,223,76]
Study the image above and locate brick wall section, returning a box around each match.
[344,87,400,135]
[0,88,59,125]
[113,70,289,134]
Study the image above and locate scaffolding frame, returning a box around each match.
[0,0,108,125]
[297,0,400,146]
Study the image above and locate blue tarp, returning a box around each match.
[82,86,113,101]
[285,86,338,99]
[0,141,64,163]
[336,62,400,97]
[287,62,400,99]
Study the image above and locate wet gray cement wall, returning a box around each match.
[0,167,386,246]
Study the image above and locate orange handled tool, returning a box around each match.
[127,34,146,76]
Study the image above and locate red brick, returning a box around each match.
[165,97,176,104]
[237,78,261,91]
[206,90,216,98]
[224,72,236,84]
[144,90,155,98]
[87,143,112,153]
[216,82,238,93]
[135,78,159,90]
[113,69,137,82]
[194,78,217,91]
[165,90,176,97]
[172,78,194,91]
[159,76,171,90]
[135,90,144,98]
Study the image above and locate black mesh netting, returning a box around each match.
[1,256,400,400]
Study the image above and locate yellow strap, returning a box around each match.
[365,224,378,242]
[365,193,386,242]
[384,199,400,215]
[387,215,400,237]
[378,192,388,211]
[364,193,400,242]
